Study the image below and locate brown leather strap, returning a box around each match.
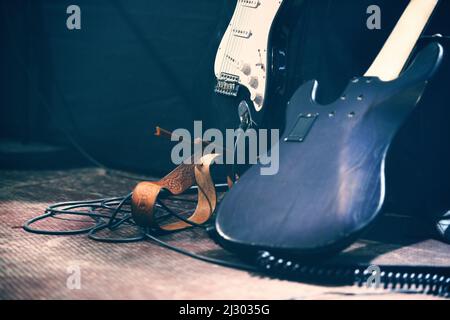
[131,154,219,231]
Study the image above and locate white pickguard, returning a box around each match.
[214,0,284,112]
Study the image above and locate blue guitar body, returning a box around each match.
[213,43,444,256]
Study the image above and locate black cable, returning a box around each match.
[88,221,146,243]
[156,198,208,230]
[24,211,99,236]
[143,231,258,273]
[257,251,450,298]
[21,174,259,268]
[22,183,219,242]
[106,193,133,229]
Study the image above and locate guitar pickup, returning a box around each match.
[232,29,252,39]
[238,0,260,8]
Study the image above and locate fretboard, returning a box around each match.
[364,0,439,81]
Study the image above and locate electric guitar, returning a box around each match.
[213,0,444,256]
[213,0,296,122]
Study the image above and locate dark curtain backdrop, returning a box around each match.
[1,0,449,177]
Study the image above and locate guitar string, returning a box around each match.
[220,1,269,103]
[234,1,254,76]
[227,1,269,105]
[223,0,245,76]
[236,1,253,75]
[237,1,266,105]
[219,1,244,80]
[224,0,251,81]
[229,0,249,77]
[227,0,246,75]
[240,3,254,84]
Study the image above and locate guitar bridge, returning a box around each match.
[215,73,240,97]
[238,0,260,8]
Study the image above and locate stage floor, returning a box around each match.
[1,168,449,300]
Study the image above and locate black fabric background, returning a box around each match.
[1,0,449,179]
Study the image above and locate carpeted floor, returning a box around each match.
[0,168,449,300]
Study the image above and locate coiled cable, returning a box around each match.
[256,251,450,298]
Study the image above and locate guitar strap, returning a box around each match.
[131,153,220,231]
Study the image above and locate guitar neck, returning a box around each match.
[364,0,439,81]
